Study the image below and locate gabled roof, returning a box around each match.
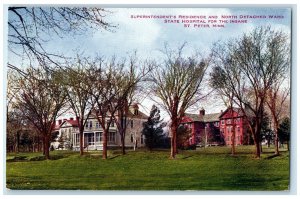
[61,120,79,128]
[127,109,148,120]
[184,112,222,123]
[219,107,254,119]
[87,108,148,120]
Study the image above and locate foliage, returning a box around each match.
[13,67,67,159]
[176,125,192,149]
[142,105,166,150]
[278,117,290,145]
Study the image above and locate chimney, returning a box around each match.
[200,108,205,116]
[70,117,74,121]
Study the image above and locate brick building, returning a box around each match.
[180,107,251,147]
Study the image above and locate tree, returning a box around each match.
[149,44,209,158]
[210,26,290,158]
[210,68,237,154]
[13,66,67,159]
[8,7,114,66]
[176,125,192,150]
[112,56,152,155]
[266,79,290,155]
[260,112,273,152]
[142,105,165,150]
[87,58,129,159]
[64,57,94,156]
[278,117,290,151]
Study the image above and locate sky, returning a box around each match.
[7,7,292,119]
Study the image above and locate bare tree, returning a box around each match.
[112,57,153,155]
[211,26,290,158]
[87,58,121,159]
[13,66,67,159]
[64,57,94,156]
[210,66,237,155]
[149,44,209,159]
[266,79,290,155]
[8,7,114,66]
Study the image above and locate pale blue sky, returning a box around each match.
[8,7,292,118]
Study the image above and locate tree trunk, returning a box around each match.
[42,136,46,155]
[16,131,20,153]
[102,130,108,159]
[121,133,126,155]
[80,130,84,156]
[274,121,279,155]
[170,125,177,159]
[253,134,261,158]
[231,129,236,155]
[44,134,50,160]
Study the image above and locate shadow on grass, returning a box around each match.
[265,154,280,159]
[7,154,67,162]
[108,154,121,160]
[182,155,194,159]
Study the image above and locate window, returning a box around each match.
[237,127,240,133]
[108,132,116,142]
[134,109,139,115]
[141,135,144,144]
[96,132,102,142]
[221,120,225,125]
[131,120,134,128]
[89,121,93,128]
[75,134,80,145]
[85,121,89,128]
[226,119,231,124]
[227,126,230,133]
[96,122,99,129]
[215,122,219,127]
[131,134,134,143]
[220,128,224,134]
[111,120,114,127]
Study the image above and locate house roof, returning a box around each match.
[184,112,222,122]
[219,107,254,118]
[127,109,148,120]
[61,120,79,127]
[87,107,148,120]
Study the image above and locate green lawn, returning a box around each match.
[6,145,289,190]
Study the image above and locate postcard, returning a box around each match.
[5,6,292,192]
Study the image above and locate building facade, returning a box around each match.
[180,107,251,147]
[219,108,251,146]
[51,104,148,151]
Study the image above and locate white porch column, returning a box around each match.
[94,132,96,148]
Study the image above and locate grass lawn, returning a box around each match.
[6,145,289,191]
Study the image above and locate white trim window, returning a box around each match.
[130,134,134,143]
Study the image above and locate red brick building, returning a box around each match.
[219,108,251,146]
[181,109,223,147]
[180,107,251,147]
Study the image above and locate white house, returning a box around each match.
[51,104,148,151]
